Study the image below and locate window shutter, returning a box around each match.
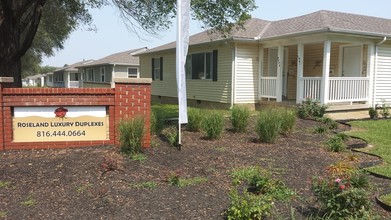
[212,50,218,81]
[151,58,155,80]
[160,57,163,81]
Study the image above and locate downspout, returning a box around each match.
[373,37,387,107]
[231,43,237,108]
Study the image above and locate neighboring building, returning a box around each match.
[44,72,54,87]
[52,60,94,88]
[139,10,391,110]
[76,48,147,88]
[22,74,45,87]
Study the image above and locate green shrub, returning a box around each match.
[380,99,390,118]
[150,110,164,135]
[202,111,224,140]
[187,108,204,132]
[314,126,328,134]
[368,108,378,120]
[230,105,250,133]
[297,98,328,119]
[118,116,145,155]
[256,109,281,143]
[162,126,179,147]
[326,136,346,152]
[226,189,272,220]
[311,169,373,219]
[278,108,297,135]
[317,117,338,130]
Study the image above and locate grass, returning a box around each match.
[0,211,7,218]
[130,181,158,190]
[0,180,11,188]
[20,195,36,207]
[347,120,391,177]
[379,193,391,206]
[130,154,147,163]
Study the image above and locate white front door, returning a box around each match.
[342,45,361,77]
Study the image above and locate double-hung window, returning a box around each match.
[186,50,218,81]
[152,57,163,80]
[128,67,138,78]
[100,67,105,82]
[87,68,94,81]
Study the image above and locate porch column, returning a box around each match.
[276,46,284,102]
[296,44,304,103]
[367,44,376,107]
[320,41,331,104]
[258,47,264,99]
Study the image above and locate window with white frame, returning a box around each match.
[186,52,213,80]
[100,67,105,82]
[87,68,94,81]
[128,67,138,78]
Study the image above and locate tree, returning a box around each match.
[0,0,256,87]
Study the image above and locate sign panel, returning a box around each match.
[13,106,108,142]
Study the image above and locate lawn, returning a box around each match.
[1,106,390,219]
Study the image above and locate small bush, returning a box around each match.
[314,126,328,134]
[202,111,224,140]
[256,109,281,143]
[150,110,164,135]
[226,189,272,220]
[297,98,328,119]
[368,108,378,120]
[187,108,204,132]
[230,105,250,133]
[311,168,373,219]
[380,99,390,118]
[326,136,346,152]
[278,108,297,135]
[118,116,145,155]
[317,117,338,130]
[162,126,179,147]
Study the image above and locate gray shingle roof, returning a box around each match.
[77,48,146,67]
[54,60,94,73]
[142,10,391,54]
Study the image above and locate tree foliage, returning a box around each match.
[1,0,257,87]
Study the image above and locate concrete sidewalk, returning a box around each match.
[325,110,369,121]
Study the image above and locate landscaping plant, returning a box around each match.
[297,98,328,119]
[256,108,281,143]
[230,105,250,133]
[311,166,373,219]
[278,107,297,135]
[380,99,390,118]
[187,107,204,132]
[325,135,346,152]
[162,125,179,147]
[368,107,378,120]
[150,110,164,135]
[202,111,224,140]
[118,116,145,155]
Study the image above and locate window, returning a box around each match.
[48,75,53,83]
[100,67,105,82]
[185,50,218,81]
[87,68,94,81]
[54,72,64,82]
[152,57,163,80]
[70,73,79,81]
[128,68,138,78]
[268,48,278,77]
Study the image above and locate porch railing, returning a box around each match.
[302,77,321,101]
[69,81,80,88]
[300,77,370,103]
[328,77,369,103]
[259,77,277,98]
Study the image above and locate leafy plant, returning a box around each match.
[325,136,346,152]
[130,181,158,190]
[20,195,36,207]
[118,116,145,155]
[311,168,373,219]
[317,117,338,130]
[166,171,181,186]
[230,105,250,133]
[226,189,272,220]
[187,108,204,132]
[130,153,147,163]
[100,151,124,173]
[202,111,225,140]
[162,125,179,147]
[278,107,297,135]
[256,108,281,143]
[313,126,328,134]
[368,108,378,120]
[380,99,390,118]
[297,98,328,119]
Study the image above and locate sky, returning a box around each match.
[42,0,391,67]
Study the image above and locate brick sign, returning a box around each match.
[13,106,108,142]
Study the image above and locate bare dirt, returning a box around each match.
[1,117,390,219]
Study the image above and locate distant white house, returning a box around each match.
[22,74,45,87]
[76,48,147,88]
[52,60,94,88]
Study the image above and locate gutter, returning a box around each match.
[373,36,387,107]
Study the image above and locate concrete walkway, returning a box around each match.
[325,110,369,121]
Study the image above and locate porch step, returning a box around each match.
[326,103,369,112]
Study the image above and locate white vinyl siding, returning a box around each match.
[139,45,233,103]
[375,45,391,104]
[234,44,259,103]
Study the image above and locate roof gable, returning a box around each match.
[77,47,147,67]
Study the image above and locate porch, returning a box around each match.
[258,40,376,110]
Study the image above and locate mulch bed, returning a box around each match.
[1,117,390,219]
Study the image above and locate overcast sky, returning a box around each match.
[42,0,391,67]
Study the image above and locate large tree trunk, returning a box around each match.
[0,0,45,88]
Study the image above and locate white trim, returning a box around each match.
[258,47,264,100]
[367,44,375,107]
[320,41,331,104]
[276,46,284,102]
[296,43,304,103]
